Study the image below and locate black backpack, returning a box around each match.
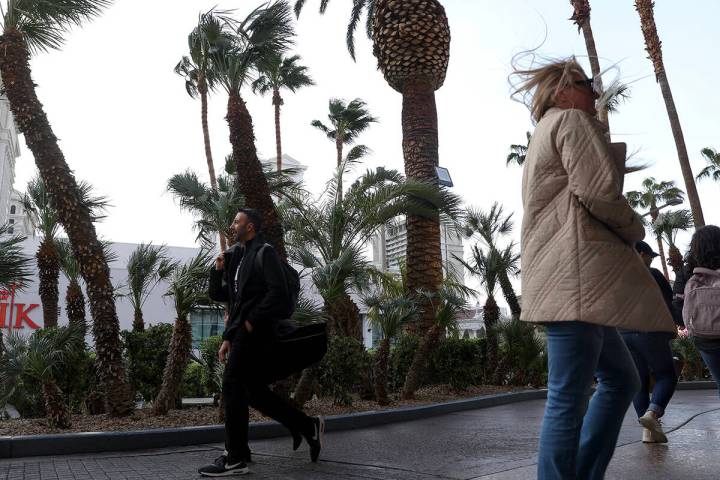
[255,243,301,313]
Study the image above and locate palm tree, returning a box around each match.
[569,0,607,129]
[0,325,85,428]
[696,147,720,184]
[0,225,32,291]
[506,132,531,167]
[363,283,417,404]
[153,251,214,415]
[635,0,705,228]
[56,239,86,334]
[652,209,693,277]
[214,2,294,261]
[626,177,685,279]
[465,203,521,320]
[0,0,134,415]
[175,8,237,252]
[124,244,176,332]
[295,0,451,335]
[252,53,314,171]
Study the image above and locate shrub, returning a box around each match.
[387,335,419,392]
[181,361,207,398]
[317,336,367,405]
[494,319,547,387]
[199,335,223,396]
[672,336,709,381]
[428,337,486,390]
[122,324,174,402]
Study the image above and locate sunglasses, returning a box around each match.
[574,78,597,94]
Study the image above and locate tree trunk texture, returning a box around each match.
[273,88,283,172]
[484,295,500,381]
[43,378,71,429]
[375,338,391,405]
[635,0,705,228]
[335,136,344,202]
[37,238,60,329]
[401,78,443,335]
[199,77,227,253]
[226,92,287,260]
[325,292,362,342]
[656,235,670,280]
[402,323,443,399]
[66,280,87,336]
[153,316,192,415]
[0,29,133,416]
[667,243,684,277]
[293,367,317,407]
[498,271,521,320]
[132,307,145,332]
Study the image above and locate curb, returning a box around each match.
[0,389,547,459]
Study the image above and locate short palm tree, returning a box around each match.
[635,0,705,228]
[626,177,685,279]
[0,0,133,415]
[311,98,376,169]
[363,284,417,405]
[153,250,214,415]
[696,147,720,184]
[0,225,32,291]
[214,1,294,261]
[506,132,531,167]
[295,0,451,334]
[124,244,176,332]
[652,209,694,276]
[0,325,85,428]
[465,203,521,319]
[252,53,314,171]
[175,8,237,252]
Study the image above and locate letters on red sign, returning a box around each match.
[14,304,41,329]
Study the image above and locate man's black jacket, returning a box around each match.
[209,235,292,343]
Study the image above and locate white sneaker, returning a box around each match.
[642,427,654,443]
[639,411,668,443]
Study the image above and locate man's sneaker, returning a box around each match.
[223,449,252,463]
[642,427,653,443]
[305,416,324,463]
[639,411,668,443]
[198,455,249,477]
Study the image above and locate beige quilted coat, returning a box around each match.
[520,108,675,332]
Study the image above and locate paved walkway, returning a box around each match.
[1,389,718,479]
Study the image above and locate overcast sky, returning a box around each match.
[13,0,720,282]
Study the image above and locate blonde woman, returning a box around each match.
[513,58,675,479]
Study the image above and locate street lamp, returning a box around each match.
[641,198,683,217]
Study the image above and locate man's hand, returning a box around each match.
[245,321,253,333]
[215,254,225,271]
[219,340,231,364]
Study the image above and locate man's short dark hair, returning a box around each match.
[239,208,263,232]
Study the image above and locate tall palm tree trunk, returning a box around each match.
[326,292,362,342]
[402,323,442,399]
[37,239,60,328]
[0,29,133,416]
[199,77,227,252]
[655,235,670,280]
[43,377,71,429]
[667,243,683,276]
[402,78,443,334]
[335,136,344,202]
[635,0,705,228]
[273,88,283,172]
[484,295,500,382]
[66,280,87,336]
[498,271,521,320]
[226,92,287,261]
[132,307,145,332]
[293,366,317,407]
[375,338,391,405]
[153,316,192,415]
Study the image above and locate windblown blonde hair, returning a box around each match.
[510,57,589,123]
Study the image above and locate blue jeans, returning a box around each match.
[538,322,640,480]
[621,331,678,417]
[699,350,720,398]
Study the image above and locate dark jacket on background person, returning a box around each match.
[209,235,292,344]
[672,267,688,328]
[649,267,684,328]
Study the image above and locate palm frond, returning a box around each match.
[0,225,32,290]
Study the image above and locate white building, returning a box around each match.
[261,154,308,184]
[5,189,32,236]
[371,217,466,281]
[0,94,21,228]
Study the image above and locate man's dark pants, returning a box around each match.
[223,335,313,460]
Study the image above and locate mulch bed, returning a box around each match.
[0,385,524,437]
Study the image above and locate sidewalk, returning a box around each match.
[1,389,717,479]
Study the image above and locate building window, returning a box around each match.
[189,307,224,349]
[7,227,13,234]
[8,219,14,224]
[9,205,16,214]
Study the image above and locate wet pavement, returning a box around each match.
[1,389,718,479]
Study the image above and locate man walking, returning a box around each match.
[621,240,680,443]
[198,208,323,476]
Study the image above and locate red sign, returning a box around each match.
[0,283,42,330]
